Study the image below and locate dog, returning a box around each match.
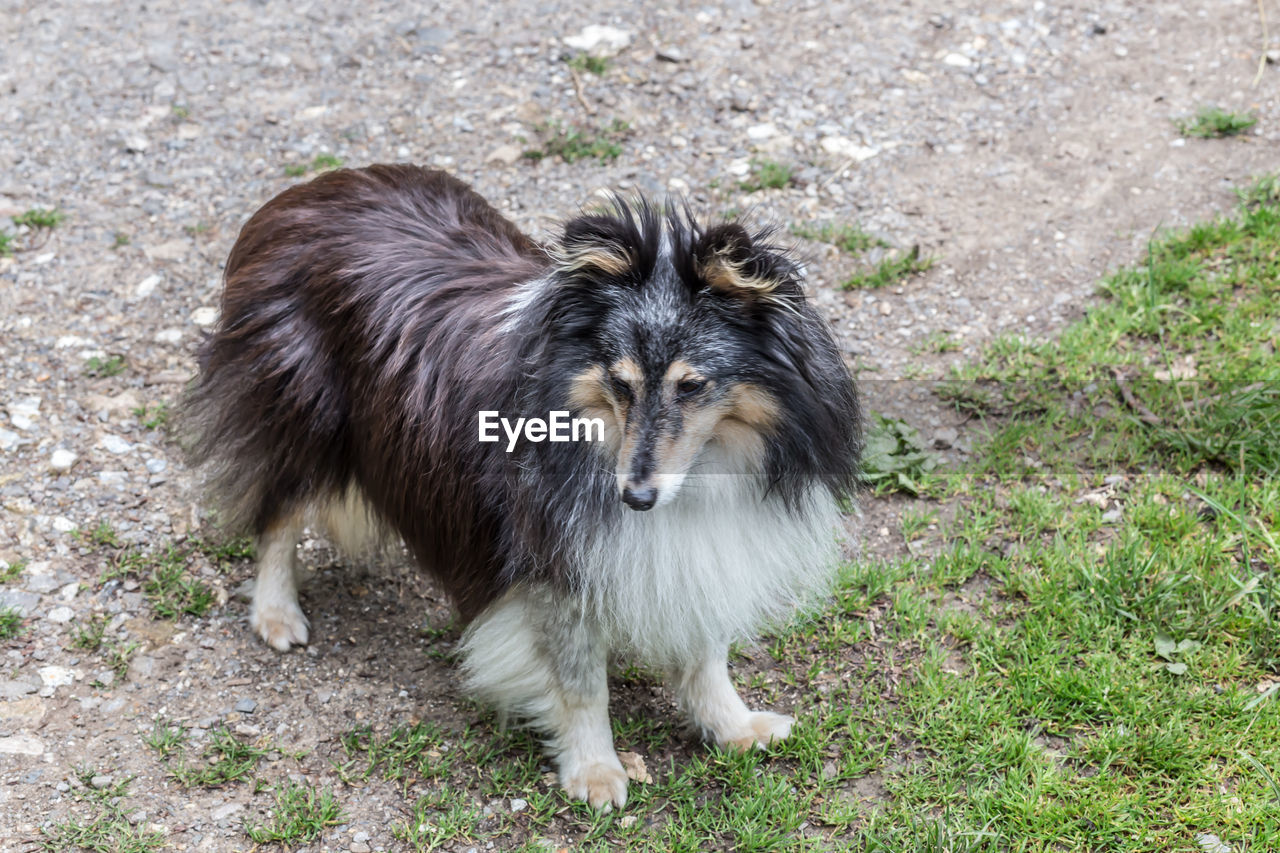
[183,164,861,808]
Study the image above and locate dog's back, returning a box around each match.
[184,166,548,619]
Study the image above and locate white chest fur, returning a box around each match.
[574,469,843,666]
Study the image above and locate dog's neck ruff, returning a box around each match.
[570,450,842,666]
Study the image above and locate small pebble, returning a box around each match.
[101,435,133,454]
[47,606,75,623]
[50,449,77,471]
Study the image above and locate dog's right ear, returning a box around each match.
[554,215,636,279]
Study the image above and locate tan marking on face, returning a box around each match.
[559,245,632,277]
[662,360,703,385]
[712,382,780,466]
[611,357,644,387]
[723,382,780,429]
[568,364,622,453]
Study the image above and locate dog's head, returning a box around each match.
[541,201,859,512]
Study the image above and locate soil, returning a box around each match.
[1,0,1277,850]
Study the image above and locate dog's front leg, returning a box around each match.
[544,622,628,810]
[674,645,793,751]
[460,588,627,809]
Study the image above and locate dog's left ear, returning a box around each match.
[695,224,796,301]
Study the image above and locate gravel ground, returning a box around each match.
[1,1,1277,850]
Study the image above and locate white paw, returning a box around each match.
[250,599,309,651]
[717,711,794,751]
[560,758,629,810]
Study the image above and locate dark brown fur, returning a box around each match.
[185,166,548,618]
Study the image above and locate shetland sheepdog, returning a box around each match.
[184,164,860,808]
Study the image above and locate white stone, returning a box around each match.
[155,328,183,344]
[38,666,76,688]
[747,123,777,140]
[190,307,219,326]
[135,274,161,299]
[942,52,972,67]
[51,517,77,533]
[0,734,44,756]
[47,606,75,623]
[563,24,632,54]
[820,137,880,162]
[0,429,19,452]
[485,144,522,165]
[8,396,40,430]
[50,449,77,471]
[101,435,133,454]
[98,471,128,486]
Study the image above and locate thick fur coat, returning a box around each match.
[184,165,860,808]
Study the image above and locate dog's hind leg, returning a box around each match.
[250,509,309,651]
[673,645,793,751]
[460,587,628,809]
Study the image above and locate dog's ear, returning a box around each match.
[695,224,796,301]
[555,215,635,278]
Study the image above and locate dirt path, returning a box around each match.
[1,1,1276,849]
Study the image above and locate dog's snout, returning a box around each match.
[621,485,657,511]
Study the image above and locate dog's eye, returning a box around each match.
[610,376,634,402]
[676,378,706,398]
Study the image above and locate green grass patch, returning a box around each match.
[285,153,345,177]
[84,354,127,378]
[738,159,793,192]
[1177,106,1258,138]
[566,53,609,75]
[861,414,941,496]
[131,402,170,430]
[40,771,163,853]
[523,119,630,164]
[791,222,886,254]
[0,606,27,640]
[844,244,934,289]
[839,176,1280,849]
[156,725,273,788]
[83,520,121,549]
[14,207,64,229]
[244,778,344,845]
[1,559,25,584]
[144,718,187,759]
[87,532,246,621]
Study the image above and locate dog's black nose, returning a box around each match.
[622,485,657,511]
